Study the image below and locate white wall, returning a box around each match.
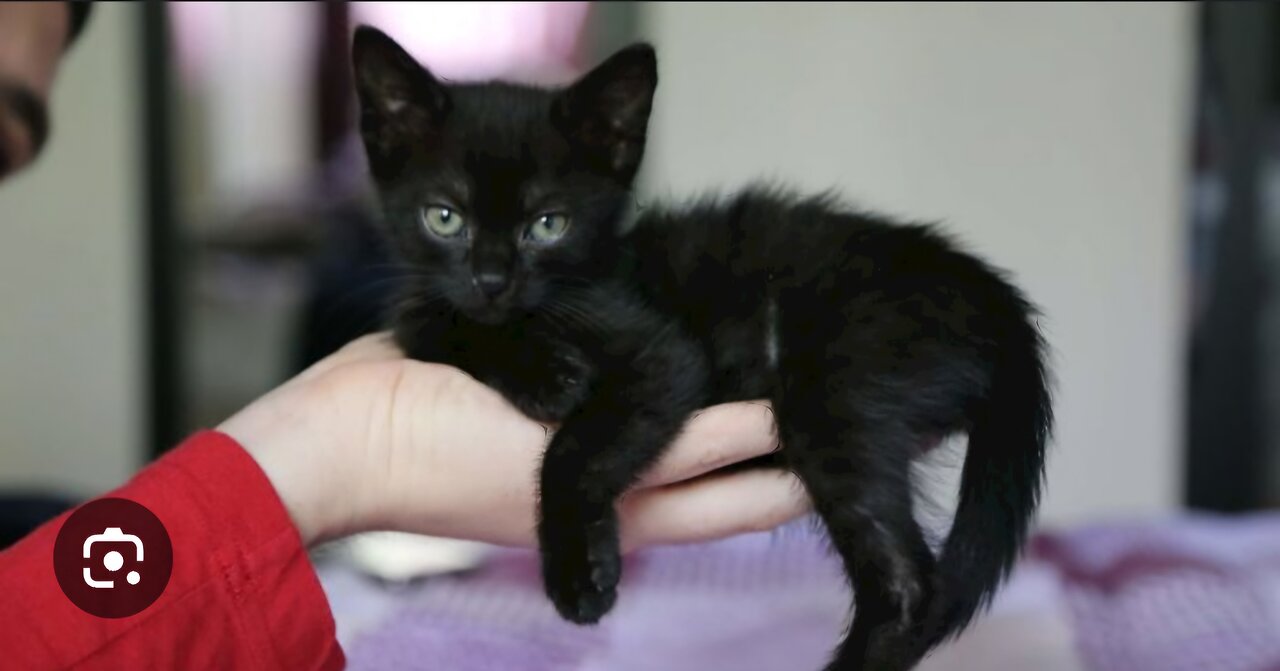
[640,3,1193,524]
[0,4,143,496]
[170,2,317,217]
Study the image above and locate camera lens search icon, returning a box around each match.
[53,498,172,618]
[82,527,144,589]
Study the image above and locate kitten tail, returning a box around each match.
[915,311,1053,657]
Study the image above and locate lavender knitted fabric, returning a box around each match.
[1030,513,1280,671]
[325,522,848,671]
[319,514,1280,671]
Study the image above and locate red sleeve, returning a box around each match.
[0,431,346,670]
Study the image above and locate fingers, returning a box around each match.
[636,401,779,488]
[0,3,73,180]
[619,469,810,553]
[0,98,36,178]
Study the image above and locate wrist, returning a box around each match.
[217,382,358,547]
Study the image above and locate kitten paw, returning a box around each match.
[542,518,621,624]
[547,569,618,625]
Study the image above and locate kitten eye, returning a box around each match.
[420,205,466,238]
[526,213,570,243]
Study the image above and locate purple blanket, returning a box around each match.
[318,513,1280,671]
[1032,514,1280,671]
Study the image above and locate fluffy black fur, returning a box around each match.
[352,26,1052,671]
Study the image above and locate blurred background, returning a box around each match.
[3,2,1279,669]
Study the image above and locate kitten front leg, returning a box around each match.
[396,312,592,423]
[538,433,625,623]
[481,343,593,424]
[393,306,458,364]
[537,332,707,624]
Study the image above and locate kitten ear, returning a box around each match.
[351,26,449,180]
[554,43,658,183]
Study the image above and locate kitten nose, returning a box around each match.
[474,272,510,299]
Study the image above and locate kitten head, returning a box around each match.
[351,26,657,324]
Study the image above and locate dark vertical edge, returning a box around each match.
[1186,2,1273,511]
[315,1,352,163]
[138,0,182,459]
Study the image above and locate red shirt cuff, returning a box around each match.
[0,431,345,670]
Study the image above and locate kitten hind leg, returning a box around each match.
[776,393,936,671]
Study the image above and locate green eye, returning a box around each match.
[527,213,570,243]
[421,205,466,237]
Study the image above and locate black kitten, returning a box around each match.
[352,27,1051,671]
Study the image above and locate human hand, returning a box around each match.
[218,333,809,550]
[0,2,68,179]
